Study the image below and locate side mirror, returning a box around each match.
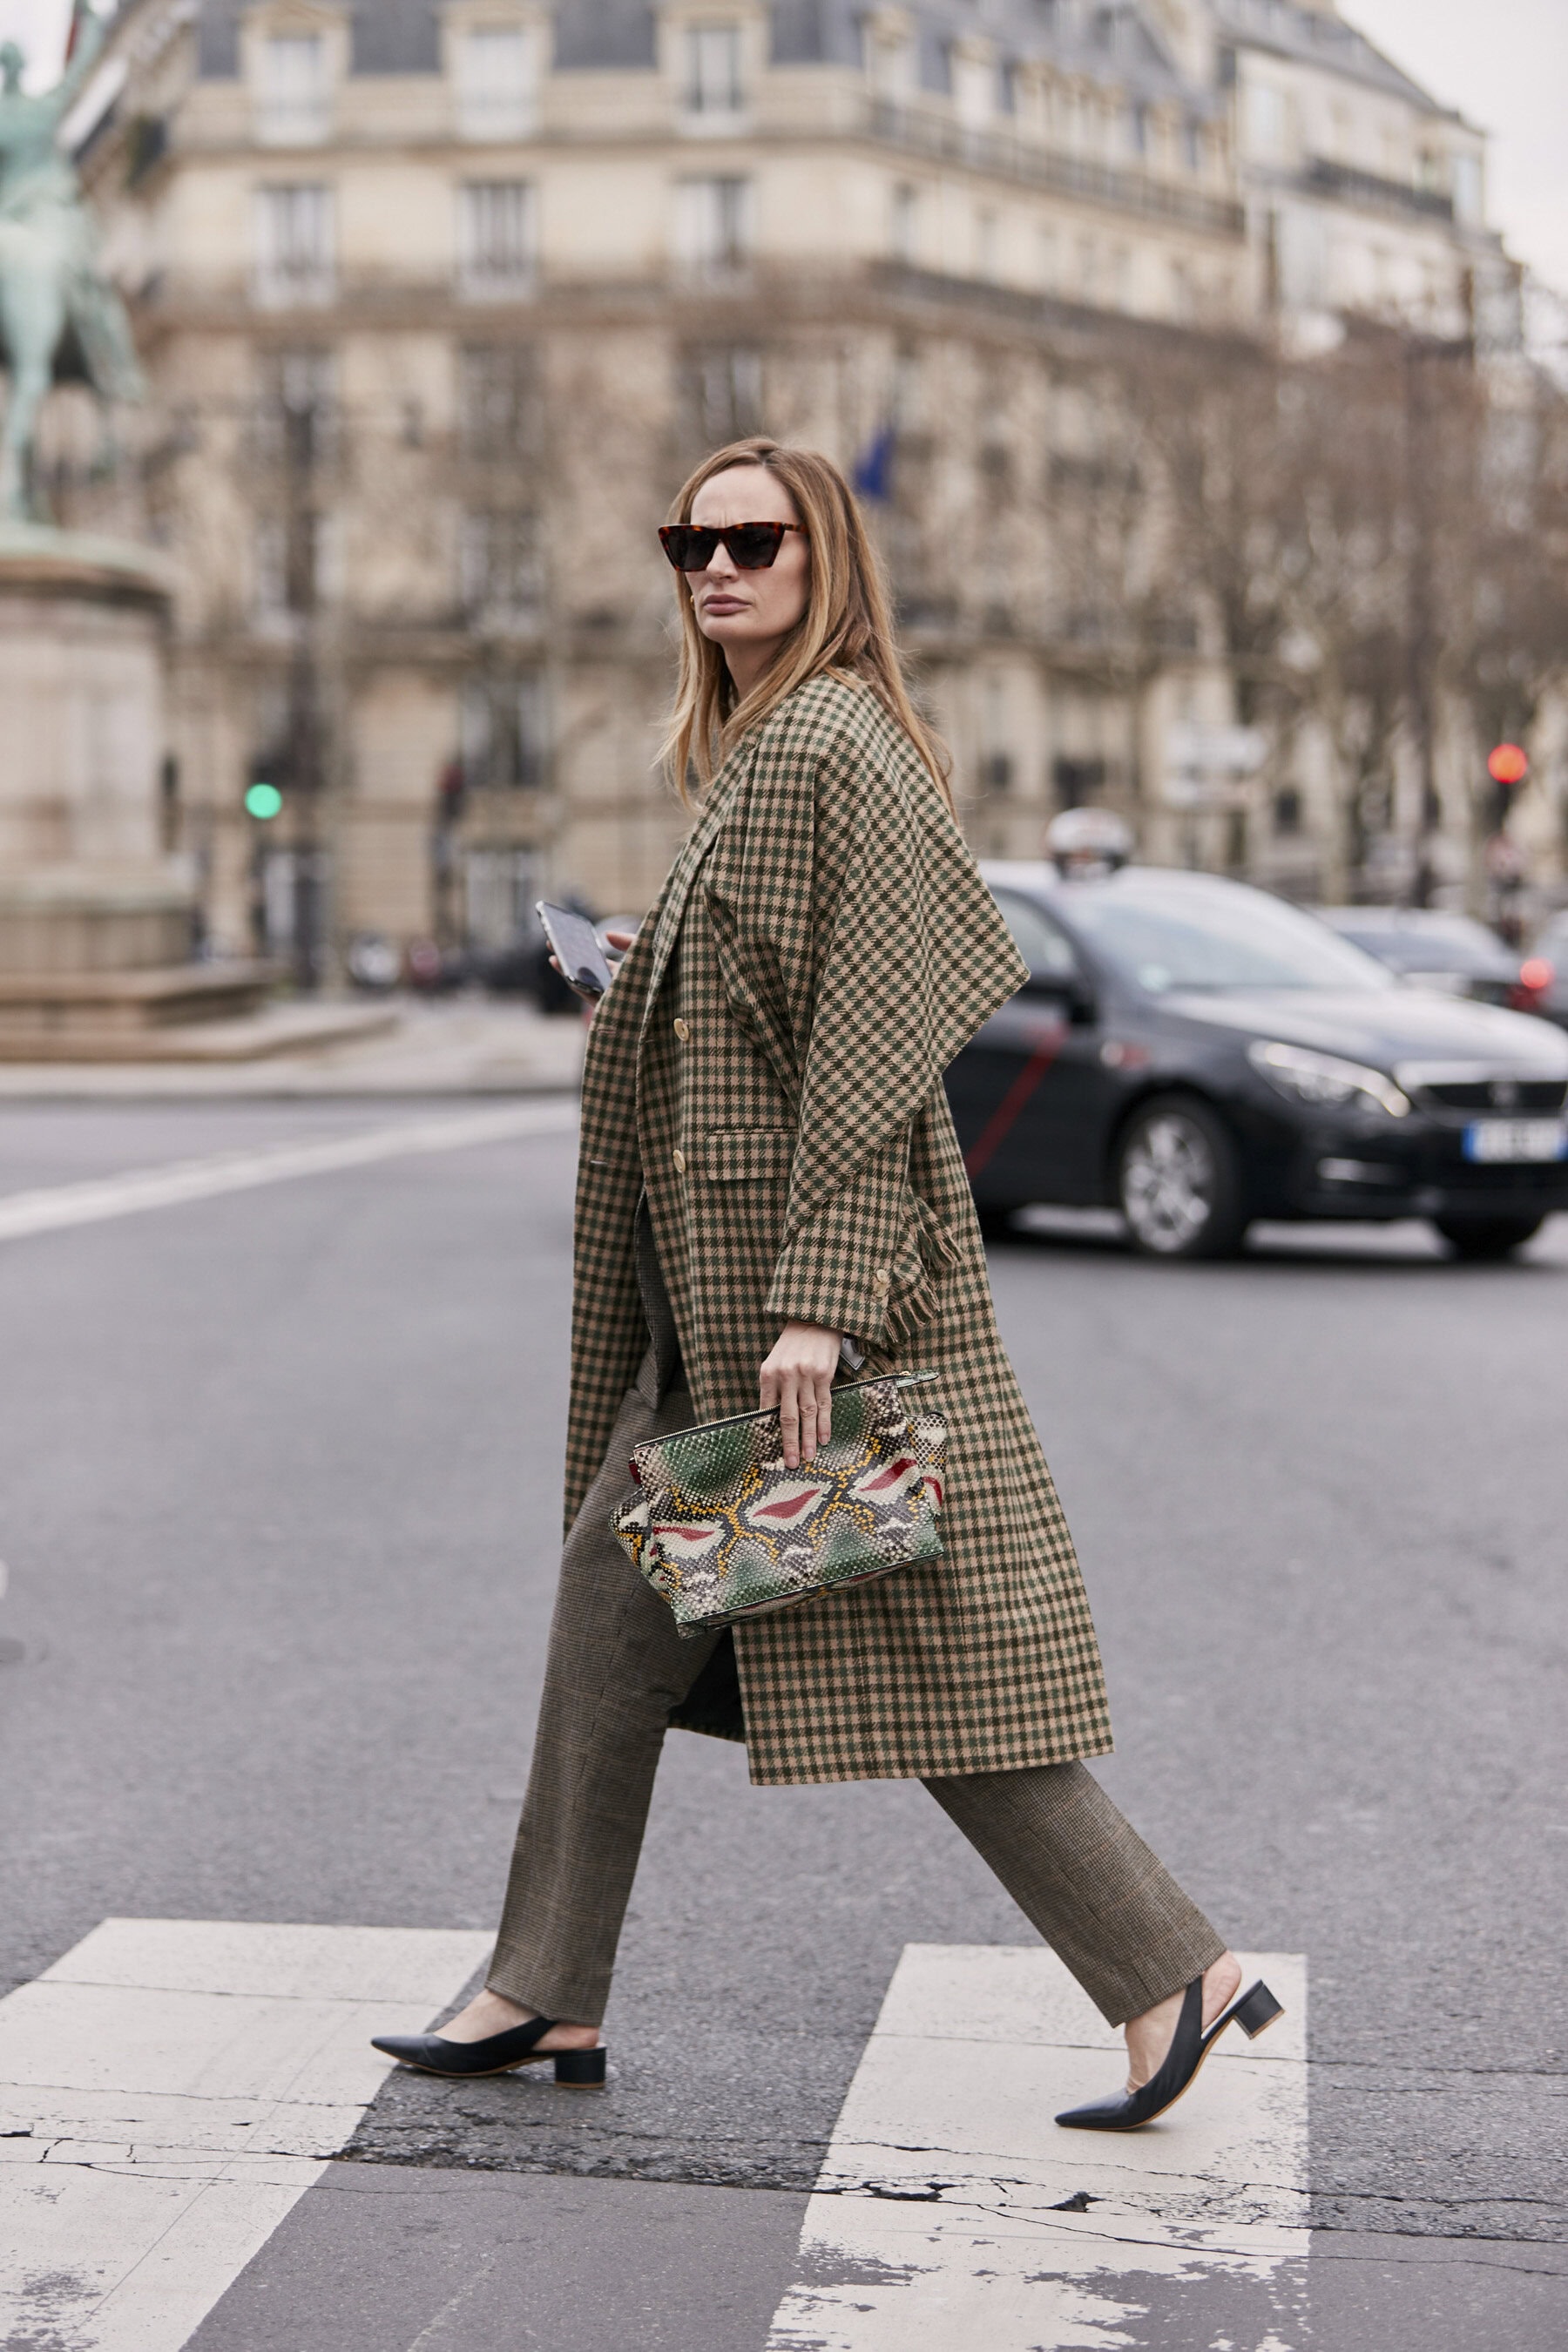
[1024,969,1096,1025]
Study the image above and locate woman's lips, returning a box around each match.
[701,596,746,615]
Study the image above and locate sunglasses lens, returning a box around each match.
[727,524,786,568]
[659,526,713,571]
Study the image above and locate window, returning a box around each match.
[674,176,753,280]
[459,509,543,618]
[460,673,548,790]
[952,53,994,132]
[459,181,537,297]
[254,184,335,306]
[256,33,330,145]
[458,344,542,460]
[1273,787,1302,836]
[890,183,917,266]
[976,209,998,282]
[463,847,537,950]
[681,345,763,446]
[1245,81,1287,162]
[1038,225,1058,293]
[253,510,330,618]
[993,891,1080,978]
[456,26,537,142]
[685,24,743,117]
[255,347,336,464]
[1451,152,1482,224]
[866,29,916,103]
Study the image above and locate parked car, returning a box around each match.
[945,865,1568,1260]
[1524,912,1568,1033]
[1314,905,1545,1014]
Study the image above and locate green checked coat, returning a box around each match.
[565,670,1112,1786]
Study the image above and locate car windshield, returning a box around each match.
[1330,915,1505,971]
[1059,877,1396,995]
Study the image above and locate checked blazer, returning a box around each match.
[564,670,1112,1785]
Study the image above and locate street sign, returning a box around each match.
[1163,723,1268,810]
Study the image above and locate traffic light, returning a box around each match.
[245,781,283,821]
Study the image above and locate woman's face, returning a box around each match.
[686,465,810,683]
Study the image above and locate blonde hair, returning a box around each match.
[660,437,953,808]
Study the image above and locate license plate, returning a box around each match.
[1463,1119,1568,1164]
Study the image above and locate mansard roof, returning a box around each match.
[191,0,1221,112]
[1211,1,1449,118]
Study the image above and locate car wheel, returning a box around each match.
[1433,1213,1544,1261]
[1116,1096,1247,1260]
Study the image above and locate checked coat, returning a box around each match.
[565,670,1112,1786]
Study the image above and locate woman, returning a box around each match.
[374,440,1280,2128]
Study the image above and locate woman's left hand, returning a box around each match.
[760,1321,841,1468]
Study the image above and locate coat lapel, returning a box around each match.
[638,739,757,1044]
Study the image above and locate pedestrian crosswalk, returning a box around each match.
[765,1943,1308,2351]
[0,1924,1305,2350]
[0,1920,491,2352]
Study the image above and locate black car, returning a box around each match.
[1525,912,1568,1033]
[1315,906,1538,1013]
[944,864,1568,1260]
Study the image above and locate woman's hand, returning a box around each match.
[549,929,638,1021]
[760,1321,841,1468]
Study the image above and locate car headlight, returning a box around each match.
[1247,1039,1411,1119]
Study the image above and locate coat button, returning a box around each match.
[672,1147,687,1174]
[673,1017,690,1042]
[872,1268,890,1296]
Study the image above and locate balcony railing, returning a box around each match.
[862,98,1246,240]
[1303,156,1454,223]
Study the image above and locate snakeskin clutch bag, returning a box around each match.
[612,1373,947,1639]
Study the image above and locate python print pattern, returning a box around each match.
[612,1374,948,1638]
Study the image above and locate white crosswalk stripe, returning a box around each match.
[0,1103,578,1245]
[766,1943,1308,2352]
[0,1919,491,2352]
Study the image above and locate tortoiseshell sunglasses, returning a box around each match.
[658,522,808,572]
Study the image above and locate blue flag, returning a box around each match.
[852,424,896,503]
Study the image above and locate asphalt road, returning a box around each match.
[1,1101,1564,2349]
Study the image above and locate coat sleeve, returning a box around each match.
[712,681,1027,1341]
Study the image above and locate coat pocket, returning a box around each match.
[705,1127,797,1183]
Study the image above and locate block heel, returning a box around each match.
[1055,1974,1285,2133]
[371,2014,607,2083]
[553,2047,607,2087]
[1233,1981,1284,2039]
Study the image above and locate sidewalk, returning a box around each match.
[0,997,586,1099]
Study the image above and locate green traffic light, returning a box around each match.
[245,782,284,821]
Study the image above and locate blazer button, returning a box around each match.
[672,1147,687,1174]
[673,1017,690,1042]
[872,1268,890,1296]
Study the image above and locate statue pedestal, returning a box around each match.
[0,526,274,1054]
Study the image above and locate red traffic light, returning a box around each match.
[1487,742,1529,787]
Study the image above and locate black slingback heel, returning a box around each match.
[371,2013,606,2087]
[1055,1976,1282,2132]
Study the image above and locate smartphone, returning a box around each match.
[537,901,616,1002]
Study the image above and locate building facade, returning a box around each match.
[52,0,1534,961]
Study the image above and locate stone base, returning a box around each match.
[0,961,277,1050]
[0,989,395,1064]
[0,864,199,977]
